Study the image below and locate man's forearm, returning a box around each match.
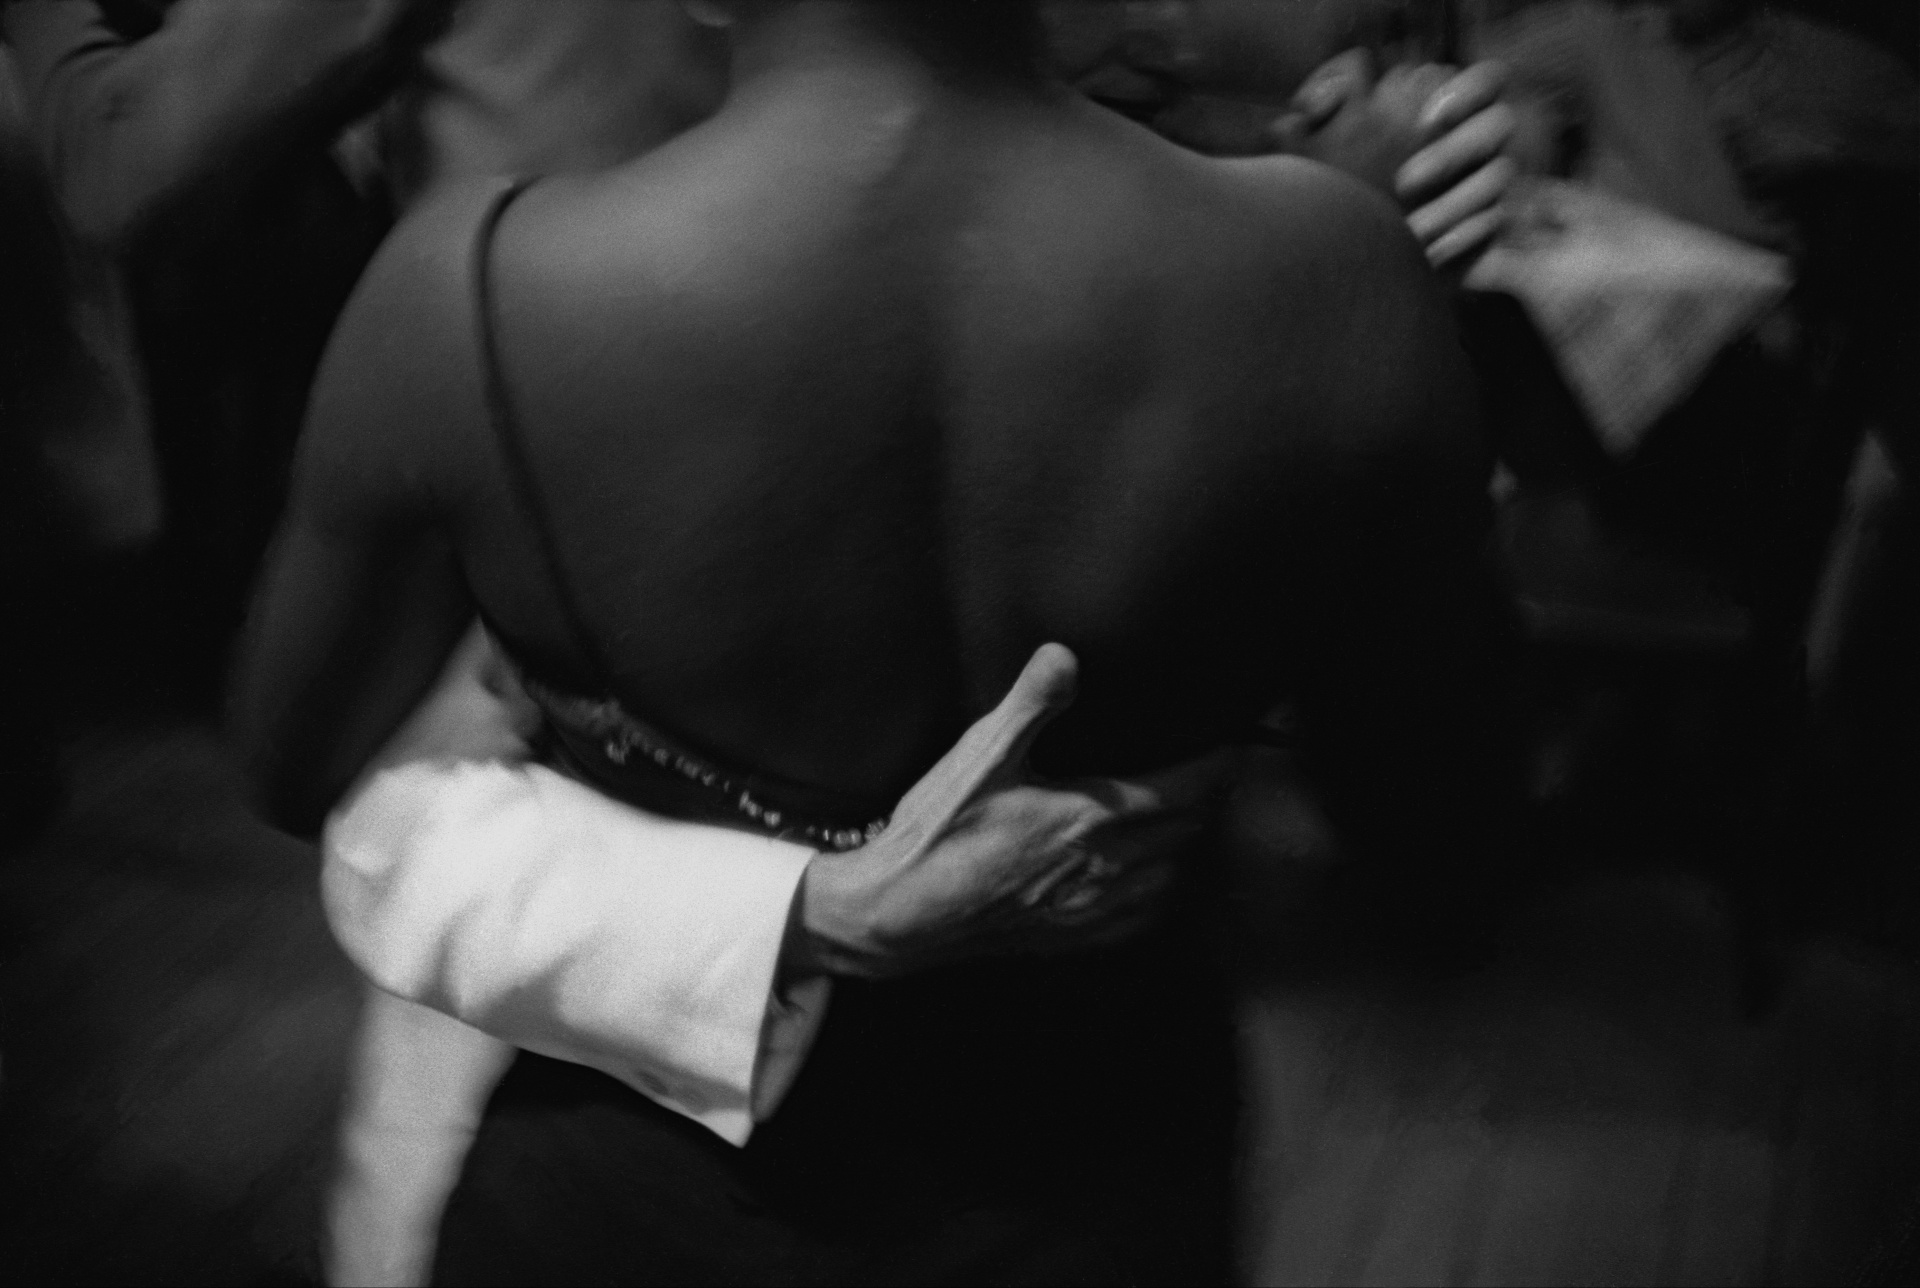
[2,0,442,248]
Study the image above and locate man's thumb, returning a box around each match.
[992,643,1079,748]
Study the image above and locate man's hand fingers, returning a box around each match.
[1406,155,1515,245]
[1265,109,1313,156]
[1417,59,1508,139]
[1424,204,1509,269]
[1087,803,1213,882]
[1033,855,1179,939]
[1376,62,1454,129]
[1291,48,1373,127]
[1104,747,1240,815]
[885,643,1080,833]
[980,641,1081,774]
[1102,848,1183,908]
[1396,102,1516,202]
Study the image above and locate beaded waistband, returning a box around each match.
[520,674,891,853]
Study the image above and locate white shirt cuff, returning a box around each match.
[322,759,827,1144]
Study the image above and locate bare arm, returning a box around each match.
[1,0,447,250]
[231,503,472,835]
[1221,162,1523,967]
[227,195,480,832]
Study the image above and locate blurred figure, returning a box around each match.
[0,48,155,554]
[1440,0,1917,998]
[1475,0,1917,580]
[2,0,449,706]
[2,43,155,836]
[1675,0,1919,452]
[0,1,739,710]
[376,0,726,208]
[1484,0,1792,241]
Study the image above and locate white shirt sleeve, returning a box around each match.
[316,625,833,1285]
[322,758,830,1145]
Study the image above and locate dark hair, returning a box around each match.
[864,0,1046,73]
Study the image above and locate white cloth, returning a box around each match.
[1467,181,1791,459]
[321,746,829,1287]
[325,760,827,1140]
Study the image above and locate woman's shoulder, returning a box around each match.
[1208,151,1438,320]
[334,175,527,380]
[291,178,526,524]
[1178,152,1481,473]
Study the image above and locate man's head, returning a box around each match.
[1045,0,1419,106]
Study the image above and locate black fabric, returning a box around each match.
[436,916,1236,1287]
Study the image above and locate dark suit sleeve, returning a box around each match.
[0,0,441,250]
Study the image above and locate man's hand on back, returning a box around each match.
[788,644,1235,982]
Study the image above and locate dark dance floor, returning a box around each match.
[1,721,1916,1285]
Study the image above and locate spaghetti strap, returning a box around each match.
[471,178,619,689]
[466,181,889,847]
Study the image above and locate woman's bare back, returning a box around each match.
[275,51,1485,820]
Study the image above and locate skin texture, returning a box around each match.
[233,3,1501,953]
